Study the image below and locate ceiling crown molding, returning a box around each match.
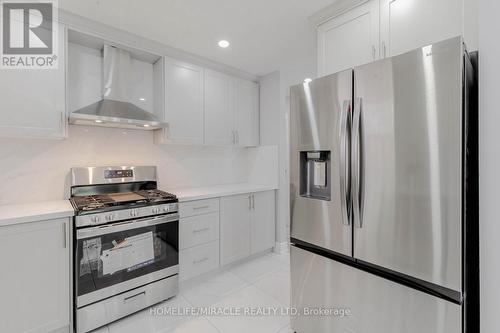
[309,0,369,26]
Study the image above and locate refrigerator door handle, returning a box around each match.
[352,97,364,228]
[339,100,351,226]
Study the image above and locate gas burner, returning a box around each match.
[71,190,177,214]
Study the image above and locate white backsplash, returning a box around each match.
[0,125,278,205]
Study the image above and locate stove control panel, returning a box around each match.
[75,203,179,228]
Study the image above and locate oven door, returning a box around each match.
[75,214,179,308]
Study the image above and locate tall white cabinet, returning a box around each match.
[0,24,66,139]
[220,191,276,266]
[380,0,463,58]
[317,0,379,76]
[0,218,71,333]
[317,0,475,76]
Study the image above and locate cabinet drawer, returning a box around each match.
[180,212,219,250]
[179,240,219,281]
[179,198,219,217]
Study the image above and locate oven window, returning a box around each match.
[76,220,178,297]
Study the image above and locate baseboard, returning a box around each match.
[273,241,290,254]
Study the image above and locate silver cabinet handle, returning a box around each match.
[352,97,364,228]
[192,227,210,233]
[231,131,236,144]
[193,205,210,210]
[124,291,146,303]
[236,131,240,145]
[382,41,387,58]
[372,45,376,60]
[248,195,252,210]
[339,100,351,226]
[252,194,255,209]
[193,257,209,264]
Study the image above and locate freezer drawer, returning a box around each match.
[291,246,462,333]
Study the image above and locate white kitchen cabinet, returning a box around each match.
[380,0,463,57]
[235,79,259,147]
[317,0,379,76]
[220,194,251,266]
[250,191,276,254]
[161,58,204,145]
[179,240,219,281]
[0,23,66,139]
[204,69,236,146]
[0,218,71,333]
[220,191,276,266]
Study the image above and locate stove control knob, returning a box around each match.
[130,210,138,217]
[91,216,100,224]
[105,214,114,221]
[163,206,169,212]
[152,207,159,214]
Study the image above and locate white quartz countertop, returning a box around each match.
[170,183,278,202]
[0,200,75,227]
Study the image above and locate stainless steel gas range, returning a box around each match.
[69,166,179,333]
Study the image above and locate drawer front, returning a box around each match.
[179,198,219,218]
[179,240,219,281]
[180,212,219,250]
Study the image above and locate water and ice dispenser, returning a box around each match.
[299,151,331,201]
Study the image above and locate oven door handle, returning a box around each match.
[77,213,179,239]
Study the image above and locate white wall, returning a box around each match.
[259,56,317,249]
[479,0,500,331]
[0,125,277,205]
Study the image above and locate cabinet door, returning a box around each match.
[317,0,379,76]
[0,218,70,333]
[163,58,204,144]
[220,194,251,266]
[204,70,236,146]
[235,79,259,147]
[0,23,66,139]
[250,191,276,255]
[380,0,463,57]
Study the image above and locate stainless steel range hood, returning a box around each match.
[69,45,167,130]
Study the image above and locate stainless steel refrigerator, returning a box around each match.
[290,36,478,333]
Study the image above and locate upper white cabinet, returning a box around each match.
[162,58,204,145]
[235,79,260,147]
[157,63,259,147]
[0,23,66,139]
[204,69,236,146]
[317,0,473,76]
[380,0,463,58]
[0,218,71,333]
[318,0,379,76]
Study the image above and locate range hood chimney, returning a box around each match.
[69,45,167,130]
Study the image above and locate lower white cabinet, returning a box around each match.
[0,218,71,333]
[220,191,276,266]
[250,191,276,254]
[179,240,219,281]
[220,194,252,266]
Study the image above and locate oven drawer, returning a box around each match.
[179,240,219,281]
[180,212,219,250]
[76,275,178,333]
[179,198,219,218]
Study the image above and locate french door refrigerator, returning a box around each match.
[290,36,478,333]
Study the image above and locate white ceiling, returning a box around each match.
[59,0,336,76]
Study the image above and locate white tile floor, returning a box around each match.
[91,251,293,333]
